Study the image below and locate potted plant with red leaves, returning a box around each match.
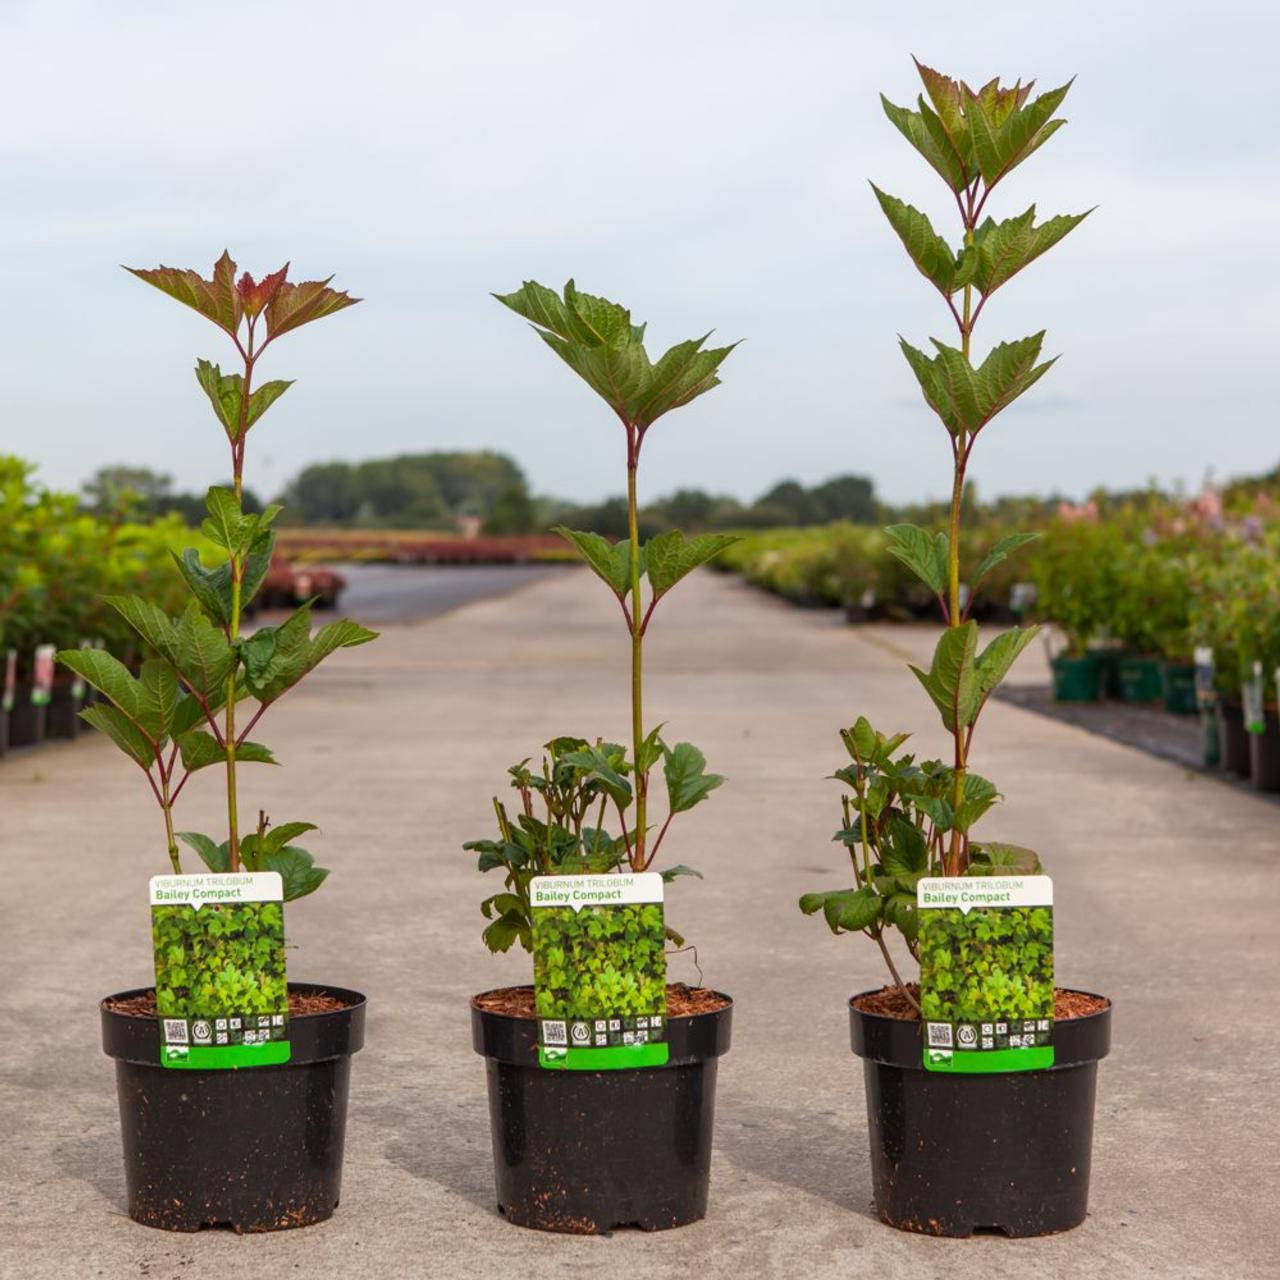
[466,280,738,1233]
[800,65,1111,1236]
[58,253,375,1232]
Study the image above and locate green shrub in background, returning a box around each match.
[532,902,666,1021]
[919,905,1053,1025]
[152,900,287,1019]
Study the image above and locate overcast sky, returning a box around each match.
[3,1,1277,508]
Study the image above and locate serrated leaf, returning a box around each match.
[174,602,236,697]
[823,886,882,934]
[899,334,1057,437]
[78,702,155,768]
[880,94,967,192]
[200,485,253,553]
[496,279,736,430]
[139,659,179,738]
[884,523,949,597]
[551,526,633,598]
[265,277,360,339]
[968,79,1073,188]
[177,830,231,873]
[871,186,960,296]
[172,547,232,625]
[972,206,1091,297]
[127,251,242,334]
[103,595,179,665]
[56,648,152,730]
[645,530,739,597]
[910,621,979,732]
[663,741,725,814]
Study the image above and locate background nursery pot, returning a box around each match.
[1248,710,1280,792]
[471,989,733,1234]
[1115,655,1162,703]
[7,686,46,748]
[101,983,365,1233]
[1051,653,1101,703]
[1218,699,1252,778]
[1160,661,1198,715]
[850,990,1111,1237]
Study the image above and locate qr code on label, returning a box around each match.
[541,1020,567,1047]
[163,1019,189,1045]
[926,1022,953,1049]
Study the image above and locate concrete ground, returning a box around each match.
[1,569,1276,1280]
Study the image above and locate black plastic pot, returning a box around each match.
[0,707,7,759]
[1218,699,1252,779]
[1248,711,1280,792]
[46,681,84,740]
[850,989,1111,1237]
[471,988,732,1234]
[101,983,366,1233]
[7,689,45,748]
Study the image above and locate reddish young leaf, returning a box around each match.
[265,277,360,339]
[126,250,242,334]
[236,265,290,319]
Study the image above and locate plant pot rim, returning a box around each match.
[101,981,366,1067]
[471,985,733,1068]
[849,986,1111,1071]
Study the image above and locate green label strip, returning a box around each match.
[539,1042,670,1071]
[164,1041,291,1070]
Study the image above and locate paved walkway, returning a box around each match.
[1,570,1276,1279]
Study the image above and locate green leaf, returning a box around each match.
[870,186,959,296]
[970,842,1043,874]
[240,530,277,609]
[176,730,276,773]
[910,621,979,732]
[974,532,1040,588]
[55,648,153,730]
[880,95,967,192]
[139,659,180,738]
[972,206,1091,297]
[200,486,253,553]
[560,743,632,808]
[971,625,1041,713]
[551,527,633,597]
[822,887,882,934]
[174,602,236,697]
[899,334,1057,437]
[78,703,155,768]
[884,524,949,597]
[482,910,528,954]
[172,547,233,625]
[246,380,293,429]
[102,596,179,665]
[194,360,244,436]
[495,280,736,430]
[659,864,703,882]
[645,531,740,597]
[261,845,330,901]
[241,606,376,704]
[968,79,1072,188]
[663,741,725,814]
[177,831,231,873]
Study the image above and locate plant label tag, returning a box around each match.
[69,639,91,702]
[1244,661,1266,734]
[2,650,15,713]
[917,875,1054,1074]
[530,872,669,1071]
[30,644,55,706]
[149,872,291,1070]
[1194,646,1216,708]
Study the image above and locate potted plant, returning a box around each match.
[57,253,375,1232]
[467,280,738,1233]
[800,64,1111,1236]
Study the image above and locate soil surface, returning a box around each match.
[853,984,1110,1021]
[104,989,350,1019]
[474,982,730,1019]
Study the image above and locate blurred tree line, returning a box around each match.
[79,455,886,536]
